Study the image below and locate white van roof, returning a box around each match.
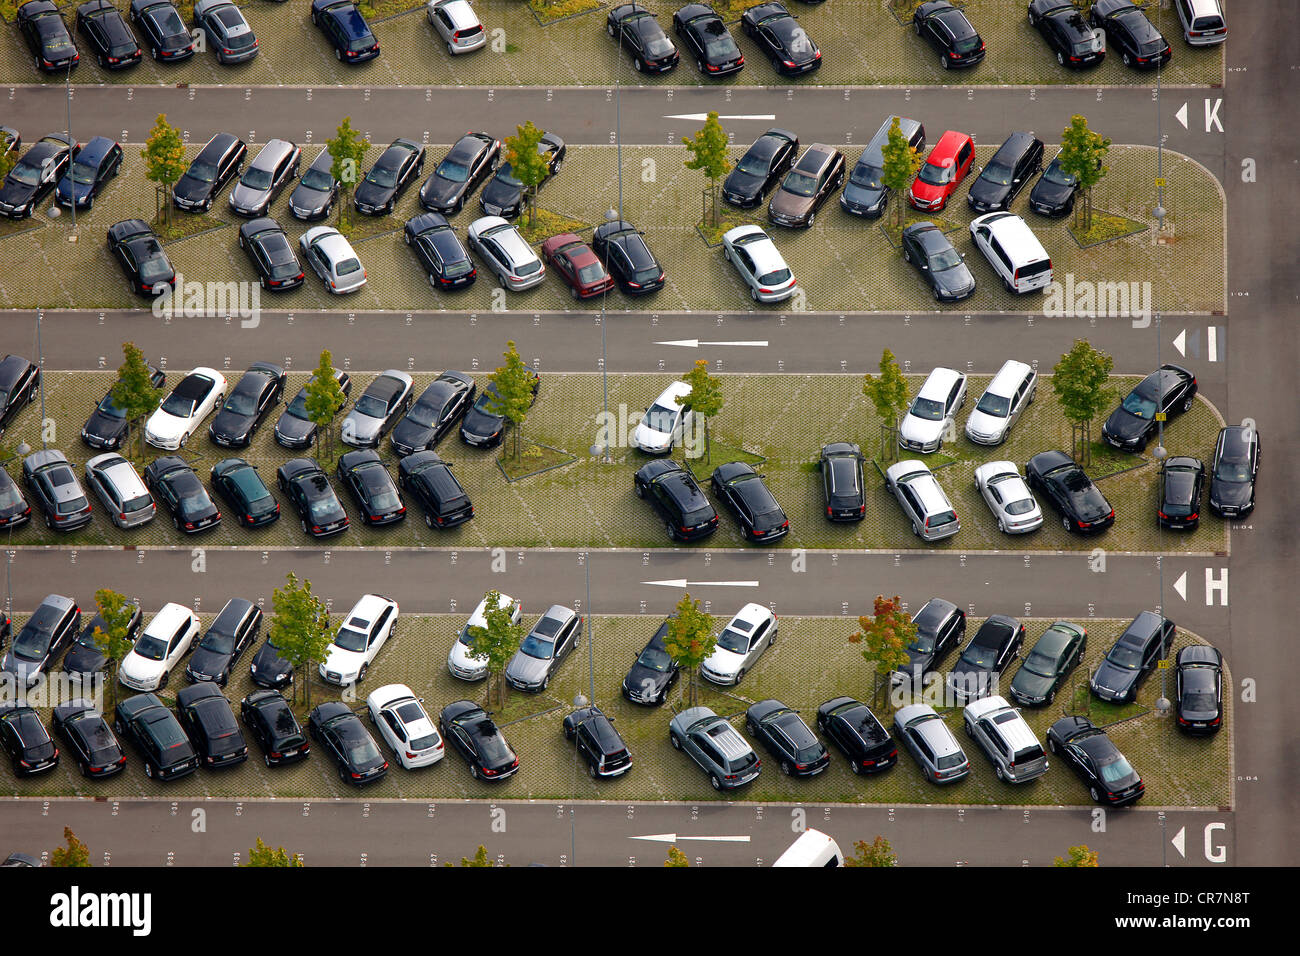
[773,829,844,867]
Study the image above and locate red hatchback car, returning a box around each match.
[541,233,615,299]
[908,130,975,212]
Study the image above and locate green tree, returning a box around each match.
[676,359,724,465]
[485,340,537,462]
[90,588,140,709]
[879,116,924,228]
[1056,114,1111,232]
[467,590,526,708]
[304,349,346,463]
[49,827,90,868]
[847,595,915,708]
[660,593,715,706]
[1052,339,1115,465]
[682,112,730,228]
[862,348,911,460]
[444,845,495,867]
[141,114,187,228]
[110,342,165,462]
[326,117,371,233]
[0,138,16,182]
[665,846,690,867]
[244,837,304,867]
[269,572,332,708]
[502,121,550,229]
[1055,844,1100,867]
[844,835,898,867]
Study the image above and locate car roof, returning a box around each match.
[929,130,971,159]
[75,136,118,166]
[1121,610,1167,641]
[144,602,195,636]
[916,366,963,399]
[248,139,295,172]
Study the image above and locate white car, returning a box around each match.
[722,224,796,302]
[300,226,367,294]
[319,593,399,686]
[144,367,228,450]
[631,380,694,454]
[974,461,1044,534]
[118,603,201,692]
[898,366,966,454]
[700,603,777,686]
[448,591,521,681]
[427,0,486,55]
[1174,0,1226,45]
[366,683,445,769]
[467,216,545,290]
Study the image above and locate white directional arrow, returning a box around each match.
[630,833,752,843]
[1173,571,1188,601]
[655,339,769,348]
[664,113,777,122]
[641,579,760,588]
[1171,826,1186,858]
[1175,102,1189,129]
[1172,328,1186,357]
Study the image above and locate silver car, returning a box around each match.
[965,359,1035,445]
[721,224,796,302]
[884,459,960,541]
[427,0,486,55]
[894,703,969,784]
[85,453,155,528]
[228,139,300,218]
[669,706,761,791]
[467,216,545,291]
[974,461,1043,534]
[962,695,1048,784]
[504,605,581,692]
[340,370,414,448]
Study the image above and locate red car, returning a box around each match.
[907,130,975,212]
[541,233,614,299]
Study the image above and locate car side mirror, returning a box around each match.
[960,252,966,259]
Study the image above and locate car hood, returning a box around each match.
[63,643,107,676]
[1010,667,1055,700]
[1103,408,1151,442]
[353,180,393,207]
[173,176,211,203]
[624,662,670,696]
[968,178,1010,207]
[1,653,42,684]
[965,408,1008,438]
[897,646,934,679]
[0,181,39,207]
[146,409,190,440]
[505,653,549,685]
[229,182,271,209]
[1091,660,1137,696]
[1030,178,1073,206]
[769,190,812,219]
[723,167,764,198]
[842,180,885,208]
[632,421,671,450]
[251,642,292,678]
[702,646,744,676]
[899,415,945,444]
[479,178,521,210]
[57,178,94,202]
[460,405,503,438]
[84,410,128,443]
[342,411,384,441]
[1209,477,1250,507]
[210,408,255,440]
[321,645,366,676]
[188,647,233,678]
[930,263,975,297]
[290,182,332,211]
[275,413,313,442]
[119,652,165,682]
[448,640,487,671]
[390,418,434,451]
[420,176,461,206]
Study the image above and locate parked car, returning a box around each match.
[947,614,1025,703]
[634,458,718,542]
[818,441,865,521]
[447,592,520,681]
[722,224,796,302]
[965,359,1036,444]
[63,601,142,680]
[2,593,80,689]
[1208,425,1259,518]
[175,684,248,767]
[974,460,1043,534]
[711,461,789,543]
[342,370,414,448]
[237,218,305,291]
[228,139,300,217]
[82,362,163,450]
[816,697,897,774]
[607,3,678,73]
[908,129,975,212]
[114,693,199,779]
[208,361,285,447]
[1009,620,1087,706]
[1101,363,1198,452]
[701,603,777,686]
[0,467,29,529]
[439,700,518,780]
[420,132,500,214]
[52,700,126,778]
[276,458,349,538]
[899,366,967,454]
[459,371,538,448]
[893,597,965,689]
[962,695,1048,783]
[1175,644,1223,734]
[390,372,475,455]
[673,3,743,75]
[427,0,485,55]
[354,138,424,216]
[622,618,682,705]
[366,684,444,769]
[288,148,340,221]
[240,689,309,766]
[1025,450,1114,533]
[193,0,258,64]
[913,0,984,68]
[1158,456,1204,530]
[404,213,477,289]
[1047,715,1144,804]
[900,221,975,302]
[1028,0,1105,67]
[467,216,545,290]
[397,450,473,528]
[669,706,760,790]
[768,143,844,228]
[249,633,294,689]
[23,449,93,531]
[894,703,969,783]
[0,704,59,775]
[107,219,175,297]
[311,0,380,63]
[1089,0,1170,69]
[1028,151,1085,217]
[17,0,80,73]
[563,705,632,778]
[145,367,228,450]
[479,131,565,219]
[591,219,665,295]
[745,699,828,777]
[129,0,193,62]
[309,701,388,784]
[632,379,694,454]
[336,450,406,526]
[543,232,615,299]
[144,456,221,533]
[171,132,245,212]
[885,459,960,541]
[0,133,76,218]
[741,2,821,76]
[841,115,925,218]
[969,212,1053,293]
[0,353,40,436]
[210,458,279,529]
[185,597,261,686]
[56,134,124,207]
[117,603,200,692]
[504,605,582,692]
[86,452,155,529]
[723,128,798,209]
[1090,610,1175,703]
[967,132,1044,213]
[274,368,351,449]
[1173,0,1226,45]
[300,225,367,294]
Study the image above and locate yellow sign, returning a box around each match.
[1158,659,1172,670]
[1155,177,1167,187]
[1155,412,1167,421]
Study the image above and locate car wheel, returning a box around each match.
[1062,516,1072,532]
[607,22,615,37]
[335,47,343,62]
[570,284,580,300]
[940,55,951,69]
[669,732,681,750]
[540,674,550,691]
[77,759,88,777]
[143,762,153,779]
[807,211,816,227]
[173,516,181,531]
[634,56,644,72]
[911,521,920,537]
[264,754,273,768]
[260,277,267,290]
[997,519,1006,534]
[563,723,575,741]
[1182,395,1194,412]
[1046,688,1056,705]
[634,481,645,499]
[1028,10,1037,25]
[447,42,456,56]
[1003,275,1015,293]
[745,720,757,736]
[498,271,508,289]
[1122,51,1131,67]
[1089,786,1101,802]
[697,58,707,74]
[1048,736,1059,754]
[424,512,436,529]
[996,763,1006,782]
[903,247,911,263]
[357,664,367,683]
[664,520,677,541]
[750,286,760,302]
[301,519,309,534]
[587,762,598,779]
[710,774,722,791]
[849,759,862,775]
[735,668,745,683]
[338,765,348,783]
[781,759,793,776]
[914,18,922,35]
[44,513,53,529]
[159,671,168,688]
[1057,51,1065,66]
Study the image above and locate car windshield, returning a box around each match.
[1106,644,1143,669]
[406,401,440,428]
[518,636,554,660]
[199,630,236,654]
[366,165,399,188]
[301,166,333,191]
[187,161,217,184]
[1214,459,1250,482]
[159,394,196,418]
[241,167,272,190]
[436,160,469,183]
[918,161,954,186]
[1099,755,1135,784]
[976,392,1010,417]
[12,627,53,660]
[642,403,677,432]
[757,267,791,286]
[335,258,362,277]
[1005,497,1036,516]
[334,626,367,653]
[637,646,671,672]
[134,635,168,661]
[493,162,522,188]
[980,161,1014,186]
[70,162,97,186]
[96,393,127,419]
[9,162,42,186]
[736,154,770,177]
[930,248,962,271]
[716,628,748,654]
[909,396,945,421]
[285,393,310,419]
[850,162,883,189]
[0,483,22,509]
[354,394,389,418]
[1120,391,1158,419]
[1022,649,1058,677]
[781,170,818,197]
[1042,159,1076,186]
[223,391,258,416]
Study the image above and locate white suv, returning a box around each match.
[898,366,966,454]
[632,380,694,454]
[319,594,399,686]
[700,603,777,686]
[448,591,522,681]
[118,603,201,691]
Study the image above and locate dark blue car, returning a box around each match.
[311,0,379,63]
[56,135,122,210]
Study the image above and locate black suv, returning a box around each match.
[3,593,80,689]
[175,683,249,768]
[913,0,984,68]
[967,131,1043,213]
[563,705,633,779]
[819,442,866,521]
[1090,611,1175,703]
[0,704,59,776]
[113,692,200,780]
[397,450,473,529]
[816,697,897,775]
[744,699,829,777]
[185,597,261,686]
[171,132,246,212]
[240,689,310,766]
[710,461,789,542]
[634,458,718,542]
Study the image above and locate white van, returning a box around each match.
[969,212,1052,294]
[773,829,844,867]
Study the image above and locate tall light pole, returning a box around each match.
[1151,59,1166,462]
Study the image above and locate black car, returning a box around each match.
[1025,450,1115,533]
[238,219,305,291]
[1090,611,1174,704]
[966,131,1044,213]
[900,221,976,301]
[76,0,141,70]
[563,705,632,778]
[1101,364,1198,452]
[52,700,126,778]
[1028,151,1084,217]
[1008,620,1087,706]
[0,704,59,776]
[397,450,473,529]
[289,148,341,221]
[56,135,123,210]
[745,699,829,777]
[210,458,278,528]
[277,458,349,537]
[249,634,294,689]
[1158,456,1204,530]
[479,131,565,219]
[1208,425,1259,519]
[172,132,246,212]
[274,368,352,449]
[634,458,718,542]
[420,132,500,214]
[81,362,163,451]
[1089,0,1170,69]
[459,373,539,448]
[336,449,406,526]
[107,219,176,297]
[894,597,966,688]
[948,614,1025,702]
[723,128,798,209]
[439,700,518,781]
[113,692,200,780]
[673,3,744,75]
[311,0,380,63]
[144,455,221,533]
[592,220,665,295]
[23,450,93,532]
[128,0,193,62]
[913,0,984,69]
[404,212,477,289]
[816,697,897,775]
[1029,0,1105,67]
[241,689,309,767]
[208,361,286,447]
[1175,644,1223,735]
[1047,715,1144,805]
[741,2,820,76]
[818,441,865,521]
[0,467,32,529]
[3,593,80,689]
[711,460,789,543]
[607,3,678,72]
[0,133,77,219]
[185,597,261,685]
[175,684,248,767]
[63,602,143,679]
[0,353,41,435]
[309,701,388,784]
[354,138,424,216]
[390,372,476,456]
[17,0,79,73]
[621,618,681,705]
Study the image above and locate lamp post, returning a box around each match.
[1151,60,1166,461]
[5,441,31,619]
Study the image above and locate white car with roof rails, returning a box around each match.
[965,359,1036,445]
[632,379,694,454]
[962,694,1049,783]
[898,366,966,454]
[118,603,201,691]
[300,225,367,294]
[319,594,399,686]
[427,0,486,54]
[969,212,1052,294]
[467,216,545,290]
[448,591,522,681]
[85,453,155,528]
[366,683,444,769]
[884,459,960,541]
[721,224,796,302]
[974,460,1043,534]
[144,367,227,450]
[700,603,777,686]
